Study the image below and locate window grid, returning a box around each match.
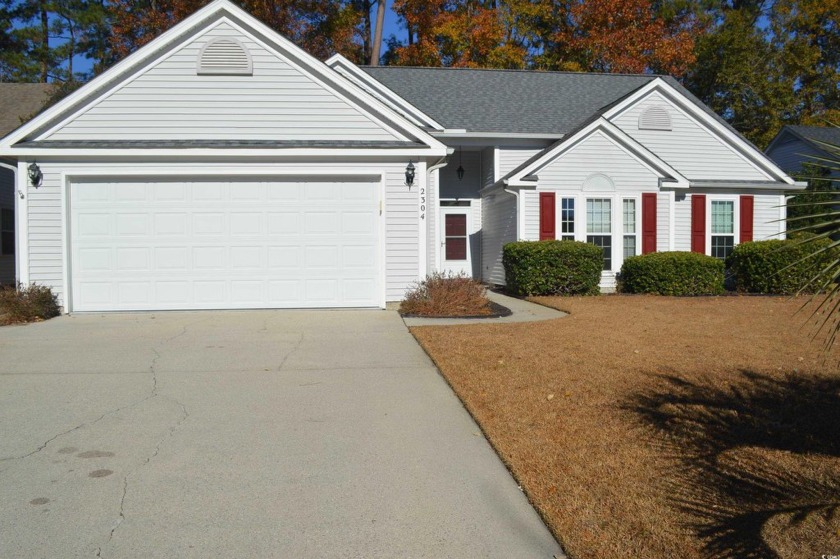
[710,200,735,260]
[623,199,637,259]
[561,198,575,241]
[588,235,612,271]
[586,199,611,234]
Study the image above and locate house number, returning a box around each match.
[420,187,426,220]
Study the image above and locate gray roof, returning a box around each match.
[360,66,653,134]
[784,125,840,149]
[0,83,54,138]
[359,67,739,138]
[15,139,423,149]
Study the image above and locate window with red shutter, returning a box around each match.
[691,195,706,254]
[642,193,657,254]
[539,192,556,241]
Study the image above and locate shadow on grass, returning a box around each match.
[627,370,840,558]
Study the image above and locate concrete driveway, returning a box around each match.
[0,310,562,558]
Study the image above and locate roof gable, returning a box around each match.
[503,118,688,189]
[604,79,794,184]
[0,0,445,155]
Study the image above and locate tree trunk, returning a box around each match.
[40,0,48,82]
[370,0,386,66]
[362,0,372,64]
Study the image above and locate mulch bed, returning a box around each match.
[410,295,840,559]
[399,300,512,319]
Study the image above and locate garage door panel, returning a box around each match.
[70,179,380,311]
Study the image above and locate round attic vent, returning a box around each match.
[638,105,672,131]
[582,173,615,191]
[197,38,253,76]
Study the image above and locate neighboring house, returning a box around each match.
[0,0,803,312]
[765,125,840,178]
[0,83,53,285]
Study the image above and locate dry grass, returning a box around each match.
[410,295,840,559]
[0,283,60,325]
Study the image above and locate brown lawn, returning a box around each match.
[410,295,840,559]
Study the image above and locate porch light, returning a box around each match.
[405,160,415,188]
[456,148,465,180]
[28,162,42,188]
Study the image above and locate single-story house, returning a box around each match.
[765,125,840,178]
[0,0,804,312]
[0,83,54,285]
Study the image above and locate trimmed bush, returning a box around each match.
[620,252,725,296]
[400,271,492,317]
[0,283,61,324]
[502,240,603,296]
[727,236,838,295]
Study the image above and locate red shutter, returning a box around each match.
[642,193,657,254]
[539,192,556,241]
[691,194,706,254]
[740,195,754,243]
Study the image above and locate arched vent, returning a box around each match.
[638,105,672,131]
[197,38,253,76]
[582,173,615,191]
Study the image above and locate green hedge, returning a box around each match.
[727,237,837,294]
[502,240,603,296]
[620,252,725,296]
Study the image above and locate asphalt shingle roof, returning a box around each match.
[785,125,840,149]
[360,66,655,134]
[0,83,53,138]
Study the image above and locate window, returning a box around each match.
[711,200,734,260]
[587,198,612,270]
[1,208,13,256]
[560,198,575,240]
[623,199,637,259]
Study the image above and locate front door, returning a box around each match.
[440,207,471,276]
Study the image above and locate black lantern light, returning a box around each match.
[456,148,465,181]
[28,162,42,188]
[405,160,415,188]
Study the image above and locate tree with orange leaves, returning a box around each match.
[555,0,703,77]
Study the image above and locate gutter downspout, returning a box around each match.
[425,150,452,274]
[503,179,521,241]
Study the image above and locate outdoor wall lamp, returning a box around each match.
[456,148,465,180]
[28,162,42,188]
[405,160,415,188]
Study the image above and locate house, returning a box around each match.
[0,0,803,312]
[0,83,54,285]
[766,125,840,178]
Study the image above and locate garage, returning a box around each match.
[69,177,381,311]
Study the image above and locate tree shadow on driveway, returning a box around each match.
[626,370,840,558]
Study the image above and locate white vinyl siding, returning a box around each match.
[755,194,786,241]
[0,167,15,284]
[427,169,437,273]
[24,160,422,307]
[535,131,661,191]
[481,147,495,187]
[481,191,517,285]
[522,190,539,241]
[497,147,545,178]
[44,22,402,142]
[612,91,772,181]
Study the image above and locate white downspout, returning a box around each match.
[426,151,452,275]
[503,181,521,241]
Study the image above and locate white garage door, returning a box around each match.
[70,178,381,311]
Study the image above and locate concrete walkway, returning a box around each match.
[402,290,567,327]
[0,310,563,558]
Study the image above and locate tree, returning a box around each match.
[553,0,702,76]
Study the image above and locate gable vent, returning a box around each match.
[197,38,253,76]
[639,105,672,131]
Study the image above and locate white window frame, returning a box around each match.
[707,195,740,259]
[621,196,641,260]
[559,196,576,241]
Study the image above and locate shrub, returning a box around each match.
[400,272,492,317]
[727,236,838,295]
[620,252,725,296]
[0,283,61,324]
[502,240,603,296]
